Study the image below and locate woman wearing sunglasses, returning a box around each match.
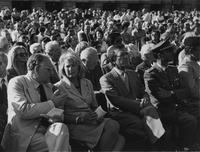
[7,45,29,81]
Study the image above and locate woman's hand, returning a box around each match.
[80,111,98,124]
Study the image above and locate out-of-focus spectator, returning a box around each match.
[44,40,61,83]
[0,36,9,54]
[7,45,28,81]
[80,47,103,91]
[75,41,89,56]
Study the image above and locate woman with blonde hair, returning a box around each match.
[55,52,125,151]
[7,45,29,81]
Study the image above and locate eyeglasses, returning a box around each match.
[16,52,28,58]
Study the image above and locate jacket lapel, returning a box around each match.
[61,78,85,100]
[111,69,129,96]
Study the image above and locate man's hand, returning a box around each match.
[140,93,152,108]
[158,88,171,98]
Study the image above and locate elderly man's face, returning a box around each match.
[46,48,61,63]
[81,54,98,70]
[36,58,54,84]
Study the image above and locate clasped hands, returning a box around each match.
[40,89,69,123]
[77,110,104,125]
[139,93,152,108]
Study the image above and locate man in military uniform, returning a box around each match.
[144,39,198,150]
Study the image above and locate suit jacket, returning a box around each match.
[100,68,145,114]
[2,73,55,152]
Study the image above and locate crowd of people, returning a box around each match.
[0,6,199,152]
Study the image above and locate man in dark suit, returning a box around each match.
[144,39,198,150]
[0,52,8,151]
[100,47,158,150]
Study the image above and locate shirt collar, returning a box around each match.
[27,72,40,89]
[0,75,7,84]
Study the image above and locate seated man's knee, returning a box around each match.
[104,119,120,133]
[183,114,197,127]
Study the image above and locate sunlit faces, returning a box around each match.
[64,59,79,79]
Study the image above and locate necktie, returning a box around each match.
[38,84,51,128]
[1,79,7,99]
[55,63,59,72]
[38,84,47,102]
[122,72,129,92]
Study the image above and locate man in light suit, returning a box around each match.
[2,53,71,152]
[100,47,157,150]
[0,52,8,151]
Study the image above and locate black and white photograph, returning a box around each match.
[0,0,199,151]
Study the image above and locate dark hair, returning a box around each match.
[27,53,48,71]
[41,37,51,43]
[107,32,122,46]
[39,26,46,33]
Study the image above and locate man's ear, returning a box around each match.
[34,65,40,74]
